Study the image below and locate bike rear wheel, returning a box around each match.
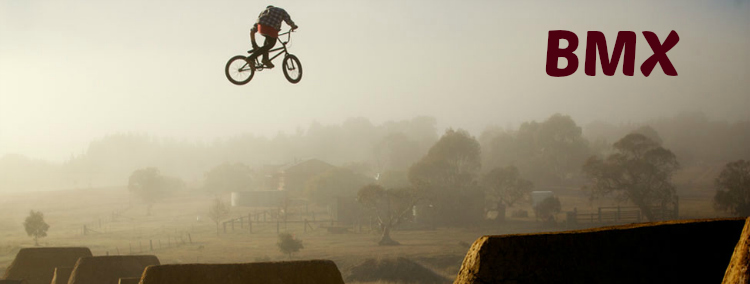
[282,54,302,84]
[225,55,255,85]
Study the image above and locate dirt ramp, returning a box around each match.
[139,260,343,284]
[723,218,750,283]
[455,218,746,284]
[2,247,92,284]
[51,267,73,284]
[68,255,159,284]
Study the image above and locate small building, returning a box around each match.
[231,190,286,207]
[280,159,335,192]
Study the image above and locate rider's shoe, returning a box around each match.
[262,59,275,69]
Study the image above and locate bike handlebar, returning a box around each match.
[278,29,295,36]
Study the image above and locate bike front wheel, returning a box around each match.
[225,55,255,85]
[282,54,302,84]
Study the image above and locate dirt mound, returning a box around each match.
[67,255,159,284]
[346,257,451,284]
[51,267,73,284]
[2,247,92,284]
[454,218,746,284]
[139,260,343,284]
[723,218,750,283]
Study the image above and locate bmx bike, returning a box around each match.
[225,30,302,85]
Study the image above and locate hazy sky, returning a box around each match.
[1,0,748,162]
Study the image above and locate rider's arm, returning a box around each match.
[283,11,298,30]
[250,28,259,48]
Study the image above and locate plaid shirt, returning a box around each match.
[250,6,296,33]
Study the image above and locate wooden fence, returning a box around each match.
[567,204,678,226]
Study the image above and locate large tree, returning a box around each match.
[482,166,534,208]
[582,133,679,221]
[24,210,49,246]
[357,184,419,246]
[128,167,183,215]
[482,114,591,185]
[714,160,750,216]
[408,129,484,225]
[203,162,255,193]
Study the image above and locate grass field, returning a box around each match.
[0,163,734,282]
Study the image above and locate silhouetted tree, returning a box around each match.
[714,160,750,216]
[582,133,679,221]
[482,166,534,208]
[277,232,303,259]
[357,184,419,245]
[208,198,230,236]
[128,167,183,215]
[534,196,561,220]
[408,129,484,225]
[482,114,590,185]
[24,210,49,246]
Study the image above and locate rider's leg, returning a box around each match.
[248,35,277,67]
[261,35,277,68]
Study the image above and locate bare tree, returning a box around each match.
[208,198,230,236]
[357,184,419,246]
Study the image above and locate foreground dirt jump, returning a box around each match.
[454,218,747,284]
[139,260,344,284]
[51,267,73,284]
[1,247,92,284]
[68,255,159,284]
[722,218,750,283]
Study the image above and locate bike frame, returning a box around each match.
[248,30,294,68]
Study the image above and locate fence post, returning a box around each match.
[116,247,120,255]
[150,240,153,251]
[188,233,192,244]
[597,208,602,223]
[617,206,621,222]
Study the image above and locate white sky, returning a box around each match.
[1,0,749,162]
